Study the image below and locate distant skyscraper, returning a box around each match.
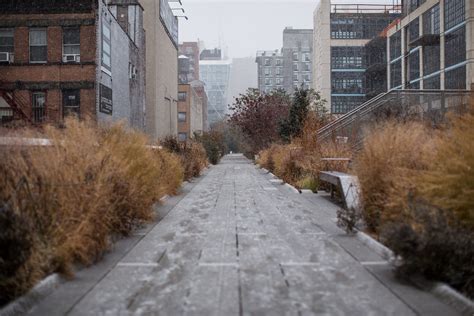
[200,48,231,125]
[256,27,313,94]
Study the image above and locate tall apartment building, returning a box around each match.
[386,0,474,91]
[256,50,284,93]
[200,49,231,125]
[0,0,146,130]
[256,28,313,94]
[141,0,179,139]
[178,42,200,84]
[312,1,400,113]
[282,27,313,93]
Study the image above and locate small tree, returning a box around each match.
[229,89,290,154]
[279,87,327,142]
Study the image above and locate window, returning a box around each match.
[390,31,402,61]
[407,50,420,83]
[32,92,46,123]
[423,75,440,89]
[265,78,272,86]
[63,28,80,58]
[292,52,298,61]
[293,74,298,82]
[178,92,187,101]
[331,47,364,69]
[178,132,187,141]
[178,112,186,122]
[445,66,466,89]
[445,26,466,67]
[62,90,80,118]
[303,53,311,62]
[408,0,426,13]
[264,58,271,66]
[275,67,282,76]
[423,44,440,76]
[423,4,440,35]
[276,59,282,66]
[102,20,111,70]
[276,78,282,85]
[332,73,364,94]
[445,0,465,30]
[264,67,270,76]
[331,96,366,114]
[390,60,402,88]
[293,63,298,71]
[0,29,14,55]
[407,18,420,47]
[331,15,398,40]
[29,29,47,63]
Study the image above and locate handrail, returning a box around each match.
[317,89,473,144]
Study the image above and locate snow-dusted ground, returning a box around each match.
[28,154,459,316]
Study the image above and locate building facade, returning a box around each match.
[178,42,200,83]
[256,50,284,93]
[177,80,208,141]
[0,0,146,130]
[141,0,179,139]
[256,27,313,94]
[200,49,231,125]
[387,0,474,91]
[282,27,313,93]
[312,1,400,113]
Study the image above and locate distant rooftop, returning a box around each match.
[256,50,283,57]
[200,48,222,61]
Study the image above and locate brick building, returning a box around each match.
[179,42,200,84]
[177,80,207,141]
[0,0,146,131]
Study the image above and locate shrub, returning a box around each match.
[381,201,474,298]
[258,112,351,191]
[353,121,434,233]
[0,119,183,304]
[195,130,225,164]
[161,136,207,180]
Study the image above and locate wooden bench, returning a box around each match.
[319,171,360,211]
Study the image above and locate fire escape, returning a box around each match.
[0,82,33,125]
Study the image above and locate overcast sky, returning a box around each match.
[177,0,397,59]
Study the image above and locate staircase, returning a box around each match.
[317,89,473,150]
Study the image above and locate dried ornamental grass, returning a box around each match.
[354,120,434,232]
[416,109,474,229]
[0,119,184,304]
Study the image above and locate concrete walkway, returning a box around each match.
[28,154,458,315]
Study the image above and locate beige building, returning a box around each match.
[141,0,178,139]
[312,1,400,114]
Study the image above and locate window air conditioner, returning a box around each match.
[0,52,13,63]
[63,54,80,63]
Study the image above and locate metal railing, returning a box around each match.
[331,3,402,14]
[318,89,473,149]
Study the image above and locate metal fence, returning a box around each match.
[318,90,473,150]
